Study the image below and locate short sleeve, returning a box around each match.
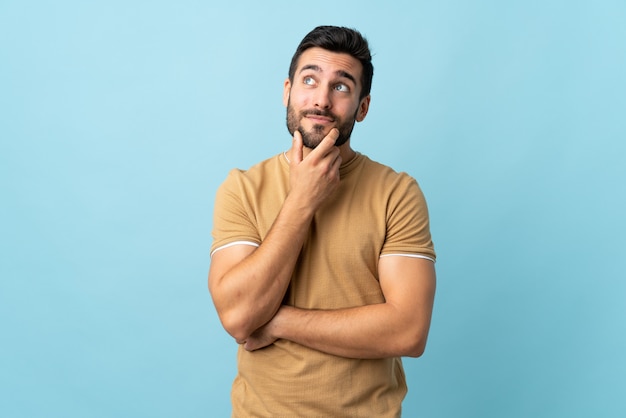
[381,174,436,261]
[210,169,261,255]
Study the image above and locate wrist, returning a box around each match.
[278,200,316,233]
[271,305,294,340]
[283,193,316,220]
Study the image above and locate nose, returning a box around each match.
[313,86,332,109]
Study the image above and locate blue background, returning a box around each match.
[1,1,625,417]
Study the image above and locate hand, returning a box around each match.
[287,129,342,213]
[242,322,277,352]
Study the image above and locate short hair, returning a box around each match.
[288,26,374,100]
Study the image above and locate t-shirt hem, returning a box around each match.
[210,240,259,257]
[379,253,436,263]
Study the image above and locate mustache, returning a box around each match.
[301,109,337,121]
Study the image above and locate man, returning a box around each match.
[209,25,436,417]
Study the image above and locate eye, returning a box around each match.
[334,83,350,92]
[303,76,315,86]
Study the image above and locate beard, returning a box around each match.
[286,100,357,149]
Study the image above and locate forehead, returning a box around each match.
[295,47,363,81]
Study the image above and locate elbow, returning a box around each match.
[211,290,266,342]
[399,328,430,358]
[219,310,253,342]
[209,283,253,342]
[405,339,427,358]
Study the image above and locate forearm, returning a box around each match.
[268,303,432,359]
[211,131,343,342]
[210,195,315,341]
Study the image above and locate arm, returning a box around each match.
[244,256,436,359]
[208,129,342,342]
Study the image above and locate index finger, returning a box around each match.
[310,128,340,157]
[290,130,304,165]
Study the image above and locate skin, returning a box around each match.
[285,49,363,149]
[208,47,436,359]
[284,47,370,161]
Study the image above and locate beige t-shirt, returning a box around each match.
[211,152,435,417]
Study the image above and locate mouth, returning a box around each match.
[306,116,333,125]
[304,112,335,125]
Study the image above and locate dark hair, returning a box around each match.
[288,26,374,100]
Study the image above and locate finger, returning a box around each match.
[244,339,262,352]
[291,130,304,165]
[327,152,342,181]
[314,128,340,155]
[332,154,343,171]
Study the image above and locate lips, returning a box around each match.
[307,116,333,124]
[303,111,335,124]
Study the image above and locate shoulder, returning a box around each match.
[220,154,285,190]
[353,154,421,193]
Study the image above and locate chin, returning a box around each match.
[300,134,324,149]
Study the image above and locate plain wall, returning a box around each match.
[1,1,625,416]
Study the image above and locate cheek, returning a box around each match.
[339,102,360,120]
[290,91,311,107]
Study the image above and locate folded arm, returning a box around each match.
[207,210,307,342]
[208,130,342,342]
[244,255,436,359]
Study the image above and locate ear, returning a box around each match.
[283,78,291,107]
[355,95,371,122]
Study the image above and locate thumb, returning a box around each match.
[291,130,304,165]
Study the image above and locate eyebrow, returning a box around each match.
[299,64,357,85]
